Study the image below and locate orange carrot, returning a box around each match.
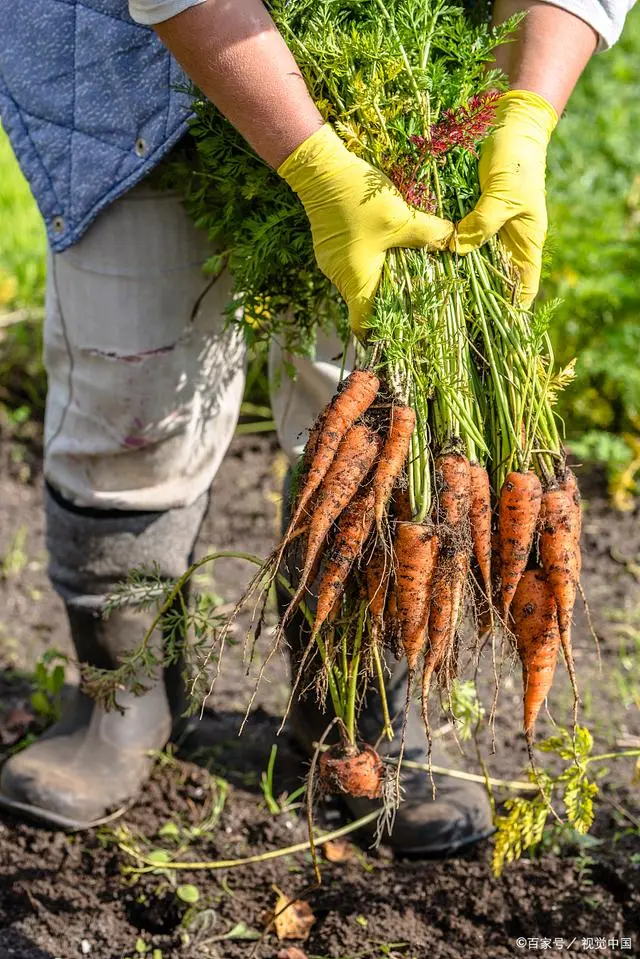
[512,570,561,743]
[373,404,416,531]
[365,541,391,635]
[539,486,580,698]
[469,462,492,598]
[292,408,327,509]
[288,369,379,532]
[318,743,383,799]
[393,486,413,522]
[394,521,439,670]
[559,467,582,575]
[498,470,543,619]
[311,486,376,640]
[286,423,381,614]
[435,452,471,530]
[422,546,469,708]
[384,576,400,652]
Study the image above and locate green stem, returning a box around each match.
[119,810,380,873]
[345,605,365,744]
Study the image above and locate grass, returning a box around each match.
[0,126,46,313]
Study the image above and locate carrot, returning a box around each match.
[373,404,416,531]
[393,485,413,522]
[469,462,492,598]
[384,576,401,653]
[318,743,383,799]
[311,486,376,641]
[498,470,543,620]
[286,423,381,615]
[365,541,391,635]
[394,521,439,670]
[435,452,471,530]
[512,570,561,744]
[422,546,469,709]
[559,467,582,575]
[287,369,380,533]
[291,408,327,511]
[539,486,580,699]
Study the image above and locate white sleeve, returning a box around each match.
[128,0,208,26]
[537,0,636,49]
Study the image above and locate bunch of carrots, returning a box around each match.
[268,354,582,801]
[190,2,584,805]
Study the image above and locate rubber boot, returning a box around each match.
[0,485,209,830]
[280,474,494,856]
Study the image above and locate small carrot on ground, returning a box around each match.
[512,569,561,744]
[469,462,492,599]
[435,452,471,530]
[394,521,439,670]
[498,470,543,620]
[373,404,416,532]
[318,742,383,799]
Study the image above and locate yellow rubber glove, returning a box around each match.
[279,124,454,334]
[453,90,558,308]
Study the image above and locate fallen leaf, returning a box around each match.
[277,948,308,959]
[323,837,355,863]
[272,887,315,941]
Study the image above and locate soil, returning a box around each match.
[0,432,638,959]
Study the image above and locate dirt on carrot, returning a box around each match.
[539,485,580,700]
[311,486,377,641]
[394,521,439,671]
[373,404,416,532]
[288,369,380,534]
[469,462,492,600]
[512,569,561,743]
[435,452,471,531]
[318,742,383,799]
[498,470,543,620]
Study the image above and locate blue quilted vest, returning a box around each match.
[0,0,192,252]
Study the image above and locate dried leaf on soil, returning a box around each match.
[323,837,356,862]
[272,887,315,941]
[277,948,309,959]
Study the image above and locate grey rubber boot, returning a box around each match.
[281,473,494,856]
[0,486,209,830]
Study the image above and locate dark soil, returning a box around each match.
[0,433,638,959]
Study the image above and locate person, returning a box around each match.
[0,0,632,849]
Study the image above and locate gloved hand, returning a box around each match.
[452,90,558,308]
[279,124,454,335]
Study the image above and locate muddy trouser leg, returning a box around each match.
[268,337,494,855]
[0,182,245,829]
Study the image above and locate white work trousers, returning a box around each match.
[43,181,346,511]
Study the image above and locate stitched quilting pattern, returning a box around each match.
[0,0,192,251]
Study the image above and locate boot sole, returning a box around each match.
[0,791,132,832]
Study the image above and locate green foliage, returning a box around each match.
[30,649,68,725]
[260,744,306,813]
[546,6,640,492]
[0,127,46,311]
[492,726,598,876]
[176,883,200,904]
[449,679,485,740]
[177,0,512,357]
